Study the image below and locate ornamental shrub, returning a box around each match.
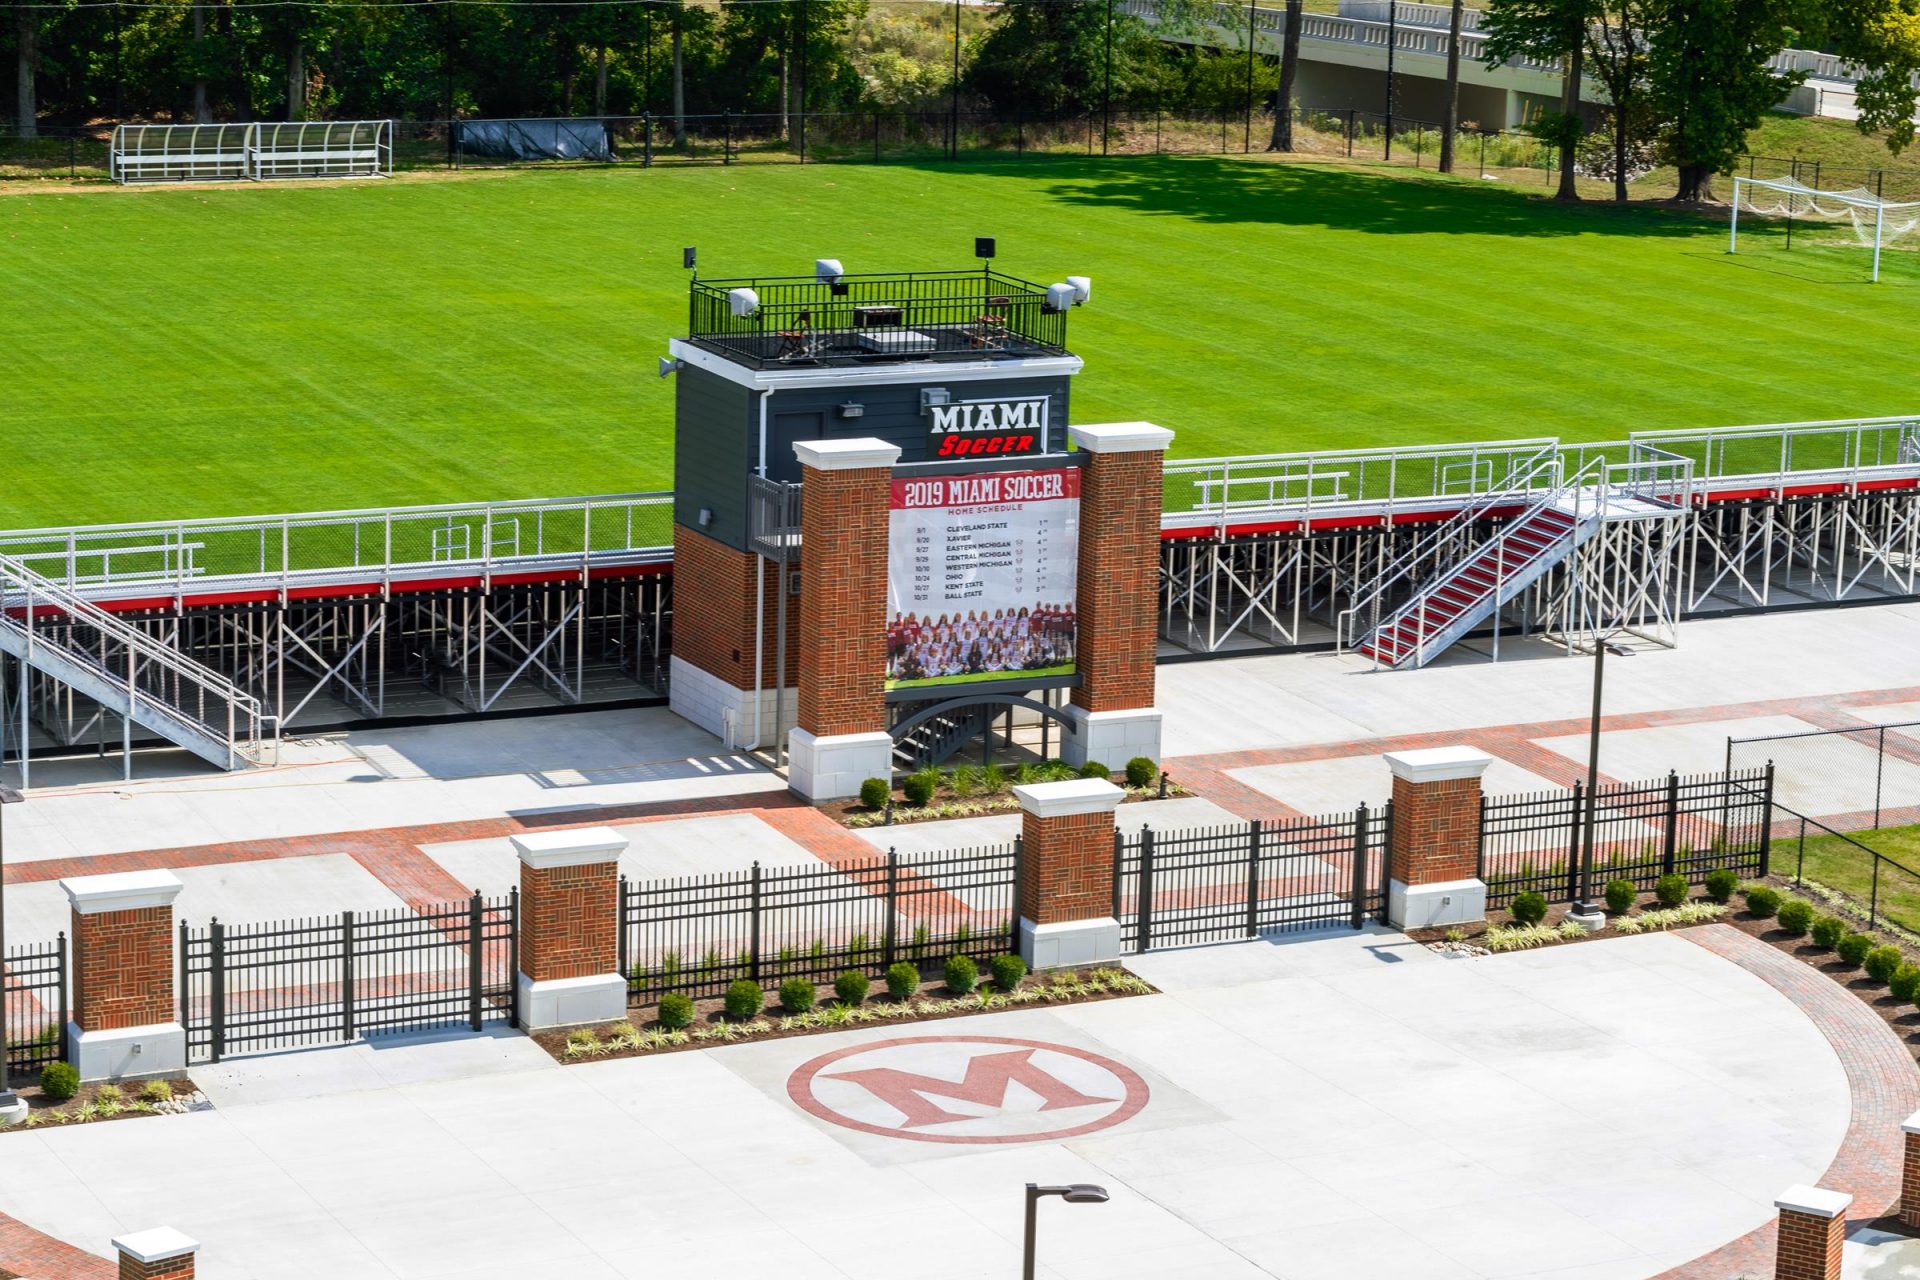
[1744,885,1782,919]
[1866,945,1904,984]
[658,993,695,1030]
[834,970,870,1005]
[1655,874,1689,908]
[723,978,764,1021]
[1838,933,1874,967]
[1510,891,1548,926]
[1893,964,1920,1002]
[885,961,920,1001]
[1077,760,1111,781]
[1704,868,1739,904]
[1776,899,1814,937]
[1811,915,1847,949]
[859,777,890,810]
[989,954,1028,992]
[1126,757,1159,789]
[778,977,816,1013]
[903,769,940,806]
[1604,879,1636,915]
[38,1061,78,1103]
[944,954,979,995]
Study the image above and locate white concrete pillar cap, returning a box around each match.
[61,870,184,916]
[1904,1108,1920,1136]
[792,438,902,471]
[1774,1185,1852,1219]
[1013,778,1125,818]
[1069,422,1175,454]
[1383,746,1496,784]
[112,1227,199,1263]
[511,827,628,870]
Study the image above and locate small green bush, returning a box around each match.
[950,765,984,798]
[1510,891,1548,926]
[1892,964,1920,1002]
[1125,757,1158,788]
[39,1061,79,1103]
[723,978,764,1021]
[944,954,979,994]
[1654,874,1689,908]
[1744,885,1782,919]
[989,954,1028,991]
[1703,868,1739,904]
[1077,760,1111,780]
[1838,933,1874,967]
[1776,899,1814,937]
[834,970,870,1005]
[1811,915,1847,949]
[1604,879,1636,915]
[139,1079,173,1105]
[658,993,696,1030]
[859,777,890,810]
[1866,945,1904,983]
[902,769,939,806]
[885,961,920,1000]
[778,977,816,1013]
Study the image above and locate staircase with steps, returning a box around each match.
[1,553,276,772]
[891,701,996,773]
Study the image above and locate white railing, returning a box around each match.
[0,492,675,597]
[1628,416,1920,488]
[0,554,277,767]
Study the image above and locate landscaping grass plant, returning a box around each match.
[8,157,1920,529]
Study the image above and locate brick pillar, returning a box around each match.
[113,1229,198,1280]
[1381,747,1492,930]
[786,437,900,802]
[63,870,186,1082]
[667,523,793,750]
[1901,1110,1920,1227]
[1014,778,1124,969]
[1062,422,1174,771]
[1773,1185,1850,1280]
[514,827,628,1030]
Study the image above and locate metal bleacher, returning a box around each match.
[110,120,392,185]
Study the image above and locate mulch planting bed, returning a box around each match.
[532,967,1156,1065]
[1,1077,206,1136]
[826,783,1181,829]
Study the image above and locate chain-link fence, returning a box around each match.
[1727,720,1920,833]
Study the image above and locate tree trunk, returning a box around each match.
[779,49,789,140]
[192,2,209,122]
[1612,103,1627,202]
[1439,0,1462,172]
[1555,40,1581,201]
[1676,163,1710,202]
[594,43,608,116]
[1268,0,1300,150]
[286,40,304,119]
[671,12,685,145]
[14,4,37,138]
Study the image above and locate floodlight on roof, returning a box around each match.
[1043,282,1075,313]
[728,287,760,319]
[1066,276,1091,305]
[816,258,845,284]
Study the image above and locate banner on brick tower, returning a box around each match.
[886,468,1079,691]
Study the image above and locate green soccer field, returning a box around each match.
[3,155,1914,531]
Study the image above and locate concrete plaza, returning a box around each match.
[0,928,1857,1280]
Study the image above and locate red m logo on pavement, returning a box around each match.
[824,1049,1118,1129]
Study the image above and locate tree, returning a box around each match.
[1439,0,1463,171]
[966,0,1158,115]
[1268,0,1302,150]
[1583,0,1650,200]
[1481,0,1597,196]
[14,1,37,136]
[1645,0,1800,199]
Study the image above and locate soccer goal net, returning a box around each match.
[1730,175,1920,281]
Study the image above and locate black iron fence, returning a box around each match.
[1776,800,1920,935]
[2,935,68,1080]
[180,892,517,1064]
[620,844,1017,1006]
[1478,768,1774,908]
[1727,721,1920,833]
[1114,806,1389,952]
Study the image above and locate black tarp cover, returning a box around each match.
[454,119,616,162]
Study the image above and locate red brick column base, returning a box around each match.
[513,827,628,1029]
[1773,1186,1850,1280]
[112,1228,197,1280]
[61,871,186,1082]
[667,523,794,750]
[1382,747,1492,931]
[1014,778,1124,969]
[1901,1113,1920,1227]
[787,438,899,802]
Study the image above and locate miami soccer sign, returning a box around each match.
[885,468,1078,692]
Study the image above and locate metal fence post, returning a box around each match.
[1565,781,1585,902]
[617,874,629,983]
[749,860,763,981]
[1346,109,1355,158]
[341,910,356,1042]
[210,920,226,1064]
[467,892,483,1032]
[1138,826,1156,953]
[57,932,69,1061]
[723,110,732,165]
[643,114,653,167]
[1010,835,1024,942]
[1244,819,1261,938]
[1475,792,1487,882]
[1872,854,1882,930]
[1876,726,1887,829]
[1110,828,1123,923]
[882,849,899,968]
[508,887,520,1028]
[1758,763,1775,878]
[1662,771,1680,877]
[1350,803,1370,930]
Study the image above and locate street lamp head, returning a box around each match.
[1059,1185,1110,1204]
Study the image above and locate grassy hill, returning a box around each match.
[2,153,1914,530]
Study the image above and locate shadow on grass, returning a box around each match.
[893,153,1719,239]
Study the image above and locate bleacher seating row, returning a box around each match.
[109,121,391,184]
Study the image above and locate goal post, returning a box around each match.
[1730,174,1918,282]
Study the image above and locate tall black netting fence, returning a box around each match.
[1728,721,1920,834]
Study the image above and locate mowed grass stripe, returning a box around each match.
[2,156,1913,529]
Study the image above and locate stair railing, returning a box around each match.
[0,553,278,768]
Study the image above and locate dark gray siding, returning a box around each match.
[673,367,755,550]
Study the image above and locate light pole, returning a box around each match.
[1572,635,1614,918]
[0,785,23,1117]
[1023,1183,1109,1280]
